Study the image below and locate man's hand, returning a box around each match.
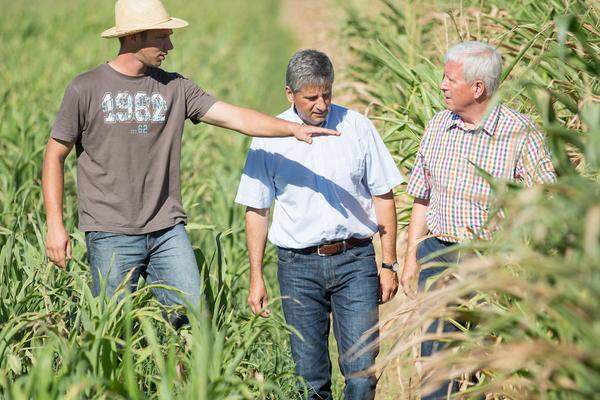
[379,268,399,304]
[200,101,340,142]
[42,137,73,270]
[248,276,270,318]
[400,255,419,299]
[45,223,71,270]
[291,124,340,144]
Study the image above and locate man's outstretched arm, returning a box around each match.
[201,101,340,144]
[42,138,74,269]
[245,206,271,318]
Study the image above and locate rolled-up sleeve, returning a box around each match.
[406,131,431,199]
[515,122,556,186]
[235,139,275,209]
[363,120,405,195]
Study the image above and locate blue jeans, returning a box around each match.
[277,241,379,400]
[417,237,460,400]
[85,223,200,326]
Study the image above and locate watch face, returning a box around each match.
[383,262,399,272]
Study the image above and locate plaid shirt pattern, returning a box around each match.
[407,104,556,242]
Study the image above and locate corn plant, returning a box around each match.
[0,0,306,398]
[344,1,599,398]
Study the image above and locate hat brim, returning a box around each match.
[101,17,188,38]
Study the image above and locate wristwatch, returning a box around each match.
[381,261,399,272]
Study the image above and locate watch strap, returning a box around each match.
[381,261,399,272]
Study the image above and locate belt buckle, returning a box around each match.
[317,240,346,257]
[317,245,327,257]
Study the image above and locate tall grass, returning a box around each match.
[344,0,599,398]
[0,0,307,398]
[344,0,598,223]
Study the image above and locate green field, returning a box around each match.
[345,1,599,398]
[1,0,599,399]
[0,0,319,398]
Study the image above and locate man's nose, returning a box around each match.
[316,97,327,110]
[440,79,448,91]
[165,39,174,51]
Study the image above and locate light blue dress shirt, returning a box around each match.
[235,104,404,249]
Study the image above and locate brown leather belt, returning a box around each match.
[290,237,372,256]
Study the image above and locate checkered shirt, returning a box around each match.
[407,104,556,242]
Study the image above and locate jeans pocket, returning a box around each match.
[86,231,101,243]
[346,243,376,261]
[277,248,297,265]
[86,231,125,245]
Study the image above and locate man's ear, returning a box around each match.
[120,34,140,50]
[133,32,145,47]
[285,86,295,104]
[125,33,145,51]
[473,80,486,100]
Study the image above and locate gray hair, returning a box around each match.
[286,49,334,93]
[444,41,503,95]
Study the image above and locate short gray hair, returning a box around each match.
[286,49,334,93]
[445,41,503,95]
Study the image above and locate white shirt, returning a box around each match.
[235,104,404,249]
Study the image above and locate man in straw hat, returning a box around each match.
[42,0,339,326]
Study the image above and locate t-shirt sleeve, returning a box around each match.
[50,82,85,143]
[182,78,217,124]
[515,121,556,186]
[363,118,405,196]
[406,125,432,199]
[235,139,276,209]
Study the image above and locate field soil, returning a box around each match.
[279,0,376,105]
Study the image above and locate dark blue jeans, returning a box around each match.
[277,241,379,400]
[85,223,201,326]
[417,237,460,400]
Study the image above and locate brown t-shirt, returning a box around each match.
[51,63,217,234]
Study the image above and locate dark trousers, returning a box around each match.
[417,237,461,400]
[277,242,379,400]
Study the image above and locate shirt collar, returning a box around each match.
[291,105,332,128]
[447,104,501,136]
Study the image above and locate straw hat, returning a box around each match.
[101,0,188,38]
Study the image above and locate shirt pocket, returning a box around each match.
[333,156,365,188]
